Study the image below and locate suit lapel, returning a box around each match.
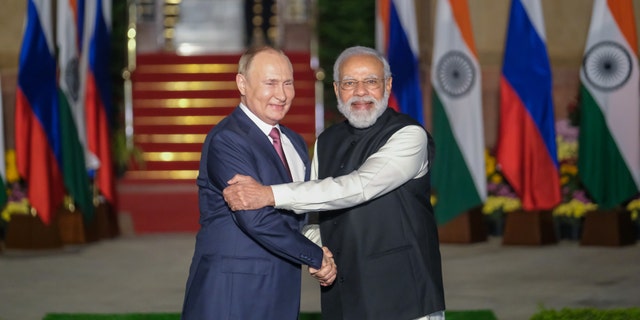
[280,125,310,179]
[230,107,293,182]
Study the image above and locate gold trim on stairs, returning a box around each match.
[135,80,314,91]
[135,63,311,74]
[136,63,238,74]
[134,98,239,108]
[124,170,199,180]
[134,115,225,126]
[135,134,206,144]
[135,81,238,91]
[134,114,314,126]
[144,152,201,162]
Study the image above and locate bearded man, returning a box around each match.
[223,46,446,320]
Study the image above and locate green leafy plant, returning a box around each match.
[530,307,640,320]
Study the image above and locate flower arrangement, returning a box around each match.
[0,182,32,241]
[1,150,32,240]
[552,119,597,224]
[482,148,521,235]
[627,195,640,235]
[1,182,31,221]
[483,148,521,214]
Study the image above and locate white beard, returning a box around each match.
[337,90,390,129]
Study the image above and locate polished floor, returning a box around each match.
[1,233,639,320]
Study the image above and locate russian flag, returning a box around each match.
[84,0,116,205]
[496,0,561,210]
[15,0,65,224]
[376,0,424,125]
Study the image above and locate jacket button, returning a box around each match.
[339,277,345,283]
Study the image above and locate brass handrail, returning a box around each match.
[123,0,138,152]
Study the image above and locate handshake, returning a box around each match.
[223,173,337,287]
[310,246,337,287]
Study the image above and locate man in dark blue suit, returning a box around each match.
[181,46,337,320]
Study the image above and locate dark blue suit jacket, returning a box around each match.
[181,107,324,320]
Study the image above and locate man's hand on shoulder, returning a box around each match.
[224,174,275,210]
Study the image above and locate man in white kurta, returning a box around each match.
[224,46,445,320]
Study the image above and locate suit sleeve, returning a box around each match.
[202,129,323,269]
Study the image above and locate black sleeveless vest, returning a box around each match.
[316,108,445,320]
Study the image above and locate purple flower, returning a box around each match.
[8,182,26,202]
[556,119,579,142]
[572,190,591,203]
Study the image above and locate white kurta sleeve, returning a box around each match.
[271,125,429,213]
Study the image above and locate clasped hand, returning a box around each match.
[224,174,337,286]
[310,246,337,287]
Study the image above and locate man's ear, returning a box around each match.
[237,74,247,95]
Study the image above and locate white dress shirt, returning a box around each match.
[238,103,305,182]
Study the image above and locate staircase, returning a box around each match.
[117,51,318,233]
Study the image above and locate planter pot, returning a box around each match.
[85,202,120,242]
[4,214,62,250]
[554,218,583,241]
[57,208,87,245]
[484,211,505,237]
[438,207,488,244]
[580,209,636,246]
[502,210,558,246]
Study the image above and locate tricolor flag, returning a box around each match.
[578,0,640,209]
[15,0,65,224]
[84,0,116,205]
[376,0,424,124]
[496,0,561,211]
[431,0,486,224]
[0,77,7,209]
[58,0,94,220]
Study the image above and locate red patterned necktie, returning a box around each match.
[269,127,292,179]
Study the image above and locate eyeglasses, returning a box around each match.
[336,78,385,91]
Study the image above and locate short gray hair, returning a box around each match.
[238,46,292,76]
[332,46,391,82]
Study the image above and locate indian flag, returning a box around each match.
[578,0,640,209]
[58,0,94,220]
[431,0,486,224]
